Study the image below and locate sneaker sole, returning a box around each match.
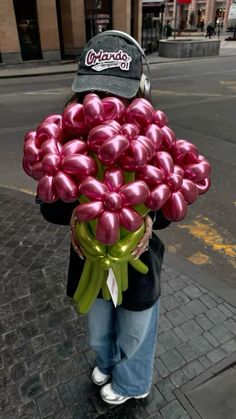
[91,375,110,386]
[101,393,149,405]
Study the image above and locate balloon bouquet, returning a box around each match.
[22,94,211,313]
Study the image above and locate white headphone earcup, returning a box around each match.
[140,73,151,100]
[144,77,151,101]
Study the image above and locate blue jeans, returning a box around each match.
[87,299,160,396]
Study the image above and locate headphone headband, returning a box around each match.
[96,30,147,60]
[95,30,151,101]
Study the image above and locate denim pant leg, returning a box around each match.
[87,298,119,375]
[112,300,160,396]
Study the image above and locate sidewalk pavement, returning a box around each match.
[0,187,236,419]
[0,35,235,80]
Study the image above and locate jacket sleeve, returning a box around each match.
[149,210,171,230]
[37,197,78,226]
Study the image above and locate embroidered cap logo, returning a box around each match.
[85,49,132,72]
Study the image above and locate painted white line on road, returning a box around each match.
[0,88,68,98]
[152,89,236,98]
[152,89,222,97]
[25,91,65,95]
[0,185,35,195]
[152,68,236,80]
[0,125,35,134]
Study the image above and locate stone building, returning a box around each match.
[0,0,143,65]
[0,0,233,66]
[163,0,232,32]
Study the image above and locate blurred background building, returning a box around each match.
[0,0,233,65]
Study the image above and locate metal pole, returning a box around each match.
[160,9,164,39]
[174,0,178,39]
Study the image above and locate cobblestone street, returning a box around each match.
[1,189,236,418]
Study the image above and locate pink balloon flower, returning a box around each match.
[75,168,150,245]
[97,122,155,170]
[143,151,199,220]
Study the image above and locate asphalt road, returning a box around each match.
[0,55,235,286]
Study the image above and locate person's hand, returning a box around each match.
[70,209,84,259]
[131,215,153,260]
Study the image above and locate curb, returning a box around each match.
[0,69,76,80]
[174,351,236,418]
[1,52,236,79]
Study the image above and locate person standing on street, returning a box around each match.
[39,30,171,405]
[206,22,214,38]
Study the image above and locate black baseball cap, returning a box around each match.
[72,32,143,98]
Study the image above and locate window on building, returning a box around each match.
[84,0,112,40]
[13,0,42,60]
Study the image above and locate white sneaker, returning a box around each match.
[100,383,149,405]
[91,366,110,386]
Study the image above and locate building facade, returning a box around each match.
[0,0,142,65]
[0,0,233,65]
[164,0,232,32]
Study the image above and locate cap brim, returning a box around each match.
[72,74,140,99]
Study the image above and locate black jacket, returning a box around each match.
[39,200,171,311]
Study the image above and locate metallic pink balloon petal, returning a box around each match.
[103,192,122,211]
[184,160,211,182]
[197,154,207,162]
[104,168,124,190]
[22,156,33,177]
[126,98,154,128]
[195,178,211,195]
[83,93,104,128]
[128,141,149,166]
[24,130,36,143]
[96,211,120,245]
[173,139,199,165]
[87,124,119,153]
[136,165,165,187]
[120,181,149,206]
[37,114,63,145]
[102,96,126,122]
[61,139,87,157]
[53,171,78,202]
[145,124,163,151]
[36,121,63,145]
[145,184,171,211]
[24,139,40,164]
[119,123,140,140]
[136,135,155,161]
[180,179,198,203]
[42,153,61,175]
[41,138,61,156]
[152,110,168,127]
[161,126,176,151]
[166,173,183,191]
[62,154,97,178]
[119,207,143,231]
[42,114,62,128]
[155,151,174,174]
[98,135,129,165]
[162,191,187,221]
[75,201,104,221]
[37,175,58,203]
[174,164,185,177]
[79,177,109,200]
[62,103,87,136]
[119,141,149,172]
[31,161,44,180]
[105,120,121,131]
